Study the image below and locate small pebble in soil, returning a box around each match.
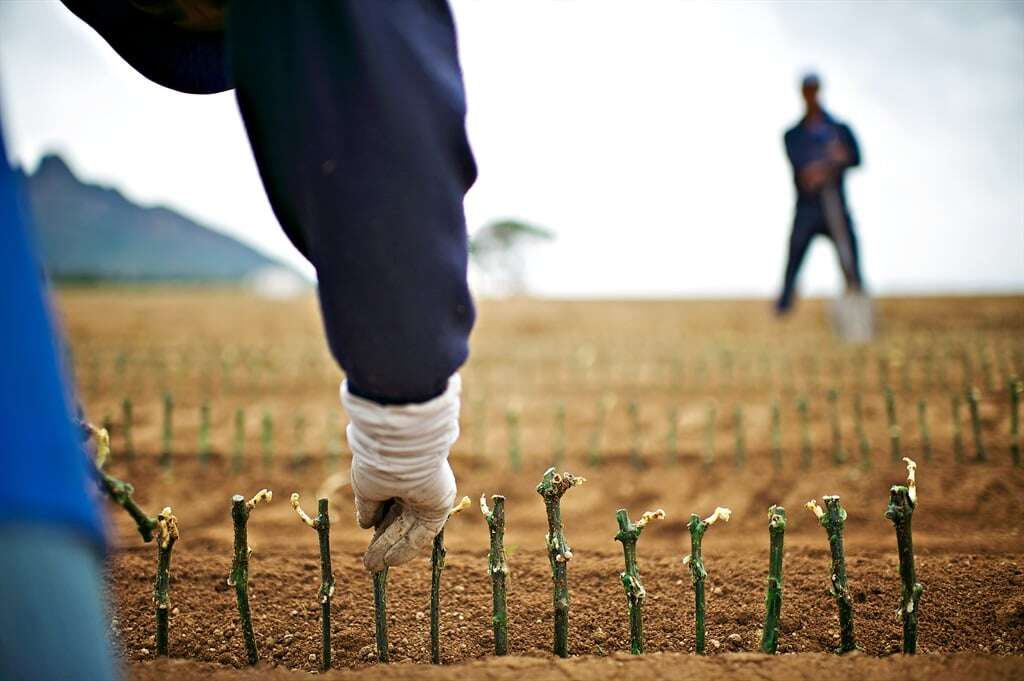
[139,648,149,656]
[171,608,179,616]
[290,609,299,617]
[359,646,374,660]
[416,611,425,620]
[712,586,724,595]
[308,654,316,662]
[710,639,721,649]
[727,633,742,647]
[454,585,465,593]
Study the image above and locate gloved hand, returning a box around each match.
[342,375,460,573]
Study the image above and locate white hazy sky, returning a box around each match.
[1,0,1022,298]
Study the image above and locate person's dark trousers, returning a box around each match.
[776,204,863,313]
[227,2,478,406]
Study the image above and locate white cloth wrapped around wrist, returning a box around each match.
[342,374,460,570]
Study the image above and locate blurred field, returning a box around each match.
[57,289,1024,678]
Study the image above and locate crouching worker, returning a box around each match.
[59,0,478,569]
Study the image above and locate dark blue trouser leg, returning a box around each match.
[778,207,865,312]
[777,212,821,312]
[227,1,477,405]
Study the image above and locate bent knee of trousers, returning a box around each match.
[321,281,474,406]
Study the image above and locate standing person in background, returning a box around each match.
[776,73,865,316]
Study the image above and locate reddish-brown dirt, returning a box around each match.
[58,291,1024,680]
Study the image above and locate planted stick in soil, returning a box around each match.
[628,400,644,470]
[373,569,389,663]
[760,505,786,654]
[667,406,679,466]
[733,404,746,469]
[884,458,923,654]
[506,408,521,473]
[537,467,585,657]
[853,393,872,470]
[916,399,932,462]
[966,388,986,462]
[770,400,782,472]
[229,489,272,665]
[232,408,245,473]
[828,389,846,465]
[797,397,812,469]
[481,494,509,655]
[371,501,401,663]
[160,391,173,472]
[884,387,901,463]
[1011,378,1021,466]
[552,402,566,469]
[85,423,157,542]
[806,496,857,653]
[703,403,717,469]
[154,507,179,656]
[430,496,471,664]
[198,400,211,467]
[121,397,135,461]
[615,508,665,654]
[260,410,273,469]
[951,394,965,463]
[683,506,732,654]
[291,493,335,671]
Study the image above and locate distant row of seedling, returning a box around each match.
[100,379,1020,473]
[76,335,1021,401]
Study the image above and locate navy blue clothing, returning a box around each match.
[0,124,105,550]
[61,1,478,405]
[778,112,864,311]
[783,111,860,209]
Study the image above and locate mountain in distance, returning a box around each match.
[18,154,304,285]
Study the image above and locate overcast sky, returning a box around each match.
[1,0,1021,297]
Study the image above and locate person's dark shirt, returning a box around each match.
[784,110,861,209]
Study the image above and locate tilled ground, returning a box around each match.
[62,292,1024,680]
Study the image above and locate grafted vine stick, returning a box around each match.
[884,387,901,463]
[536,468,585,657]
[373,569,389,663]
[481,495,509,655]
[1011,378,1021,466]
[229,489,272,665]
[154,507,179,656]
[84,423,156,542]
[806,496,857,653]
[916,400,932,462]
[760,505,786,654]
[770,400,782,472]
[885,458,923,654]
[828,389,846,465]
[733,404,746,469]
[84,423,178,657]
[966,388,986,462]
[951,394,965,463]
[853,394,871,471]
[371,500,400,663]
[160,391,173,472]
[291,494,335,671]
[614,508,665,654]
[797,397,812,469]
[430,496,471,664]
[683,506,731,654]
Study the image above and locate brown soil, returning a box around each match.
[56,291,1024,680]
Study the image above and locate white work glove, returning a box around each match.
[342,374,460,572]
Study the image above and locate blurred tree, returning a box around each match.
[469,219,554,295]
